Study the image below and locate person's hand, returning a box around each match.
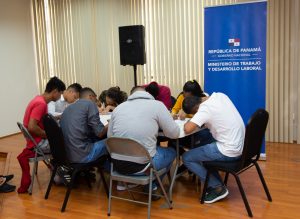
[105,105,116,112]
[172,113,179,120]
[98,104,105,114]
[178,109,186,120]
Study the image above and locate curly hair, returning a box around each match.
[106,86,128,105]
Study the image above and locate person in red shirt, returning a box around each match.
[17,76,66,193]
[144,81,172,110]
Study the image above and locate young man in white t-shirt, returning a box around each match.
[182,93,245,204]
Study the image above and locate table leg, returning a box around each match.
[169,139,180,202]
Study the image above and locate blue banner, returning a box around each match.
[204,1,267,155]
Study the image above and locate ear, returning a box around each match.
[191,104,200,114]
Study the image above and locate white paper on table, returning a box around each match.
[100,114,111,126]
[174,119,190,138]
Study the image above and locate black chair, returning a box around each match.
[42,114,109,212]
[200,109,272,217]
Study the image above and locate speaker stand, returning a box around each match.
[133,64,137,87]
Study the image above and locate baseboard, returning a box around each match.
[259,153,266,161]
[0,132,21,139]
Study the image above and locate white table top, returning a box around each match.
[174,119,190,138]
[100,114,111,126]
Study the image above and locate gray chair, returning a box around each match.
[17,122,52,195]
[105,137,172,219]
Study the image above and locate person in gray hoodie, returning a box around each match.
[107,86,180,177]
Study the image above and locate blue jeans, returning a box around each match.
[82,139,107,163]
[152,146,176,172]
[141,146,176,191]
[182,142,240,188]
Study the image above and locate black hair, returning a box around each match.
[183,80,205,97]
[106,86,127,105]
[80,87,97,98]
[130,86,145,94]
[45,76,66,93]
[145,82,159,98]
[98,90,107,103]
[68,83,82,93]
[182,96,202,114]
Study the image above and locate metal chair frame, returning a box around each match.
[106,137,173,219]
[17,122,52,195]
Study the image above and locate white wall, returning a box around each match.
[0,0,38,137]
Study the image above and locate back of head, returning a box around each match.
[45,76,66,93]
[145,81,159,98]
[183,80,205,97]
[99,90,108,103]
[80,87,97,99]
[107,86,127,105]
[67,83,82,93]
[130,86,145,94]
[182,96,201,114]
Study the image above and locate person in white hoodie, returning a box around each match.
[182,93,245,204]
[108,86,180,189]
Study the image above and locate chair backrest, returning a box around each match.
[17,122,39,147]
[105,137,151,164]
[240,109,269,168]
[42,114,69,165]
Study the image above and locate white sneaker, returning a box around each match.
[117,182,138,191]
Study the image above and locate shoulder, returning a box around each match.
[160,85,171,92]
[154,100,169,112]
[30,96,47,108]
[177,94,184,100]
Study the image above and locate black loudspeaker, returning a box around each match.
[119,25,146,66]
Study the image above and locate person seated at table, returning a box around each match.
[97,89,107,109]
[99,86,127,114]
[169,80,215,175]
[60,87,108,163]
[144,81,172,110]
[0,174,15,193]
[48,83,82,119]
[182,94,245,204]
[17,77,66,193]
[108,86,180,193]
[171,79,205,120]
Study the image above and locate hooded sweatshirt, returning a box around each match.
[108,91,180,157]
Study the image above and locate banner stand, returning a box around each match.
[204,1,267,159]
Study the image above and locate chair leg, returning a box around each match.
[167,171,172,185]
[200,171,210,204]
[107,175,113,216]
[29,161,38,195]
[155,173,172,209]
[45,165,57,199]
[84,171,92,188]
[224,172,229,186]
[253,162,272,202]
[35,162,39,174]
[61,169,78,212]
[99,169,109,198]
[195,176,201,193]
[233,173,253,217]
[123,182,136,201]
[147,170,153,219]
